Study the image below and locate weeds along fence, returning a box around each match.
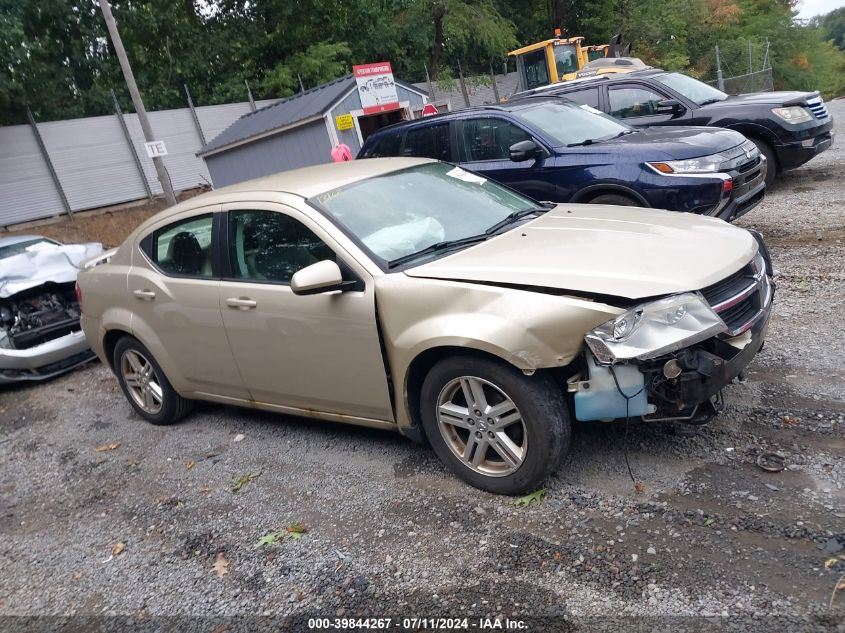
[0,97,276,228]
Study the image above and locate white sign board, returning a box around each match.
[353,62,400,115]
[144,140,168,158]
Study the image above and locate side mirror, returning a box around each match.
[656,99,685,116]
[509,140,545,162]
[290,260,345,296]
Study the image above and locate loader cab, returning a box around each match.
[510,36,587,92]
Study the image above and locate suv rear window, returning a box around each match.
[561,88,600,108]
[360,133,403,158]
[402,123,451,161]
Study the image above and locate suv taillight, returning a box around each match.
[75,281,83,313]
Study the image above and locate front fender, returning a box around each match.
[375,275,623,429]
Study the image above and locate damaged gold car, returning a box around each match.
[78,158,773,494]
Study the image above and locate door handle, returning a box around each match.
[132,289,156,300]
[225,297,257,310]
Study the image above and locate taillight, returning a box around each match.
[723,179,734,193]
[75,281,83,313]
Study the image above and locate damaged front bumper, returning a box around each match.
[0,330,95,383]
[570,265,773,424]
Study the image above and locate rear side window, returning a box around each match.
[150,214,214,278]
[402,123,451,161]
[361,133,403,158]
[462,118,531,161]
[562,88,600,108]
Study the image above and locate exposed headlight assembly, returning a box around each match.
[585,293,727,364]
[771,106,813,124]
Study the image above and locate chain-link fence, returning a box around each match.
[705,67,773,94]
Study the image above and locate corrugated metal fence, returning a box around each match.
[0,99,276,227]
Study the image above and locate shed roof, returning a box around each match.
[199,74,427,157]
[199,75,356,157]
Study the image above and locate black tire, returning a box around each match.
[419,355,570,495]
[588,193,641,206]
[113,336,193,425]
[750,138,777,187]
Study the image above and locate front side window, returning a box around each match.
[402,124,451,161]
[512,100,630,146]
[228,210,334,284]
[310,162,540,265]
[608,86,667,119]
[522,49,550,89]
[462,118,531,161]
[152,214,213,277]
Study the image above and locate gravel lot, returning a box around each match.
[2,102,844,631]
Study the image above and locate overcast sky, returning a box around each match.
[795,0,845,20]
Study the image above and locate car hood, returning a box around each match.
[704,91,817,107]
[0,242,103,298]
[404,205,756,300]
[555,126,747,161]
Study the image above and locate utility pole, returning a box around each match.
[98,0,176,206]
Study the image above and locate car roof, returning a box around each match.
[366,97,567,139]
[0,235,49,248]
[177,157,435,206]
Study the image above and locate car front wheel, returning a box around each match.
[113,336,193,425]
[420,356,570,495]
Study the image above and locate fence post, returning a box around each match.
[490,64,500,103]
[457,60,471,108]
[715,45,725,92]
[245,79,257,112]
[184,83,207,146]
[748,41,753,74]
[424,64,436,104]
[111,89,152,200]
[26,107,74,221]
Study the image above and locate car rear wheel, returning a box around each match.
[113,336,193,425]
[588,193,641,206]
[749,138,777,187]
[419,356,570,495]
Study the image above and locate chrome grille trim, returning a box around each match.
[806,96,829,120]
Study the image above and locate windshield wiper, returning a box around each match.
[567,138,596,147]
[484,207,545,235]
[698,97,725,105]
[387,234,489,269]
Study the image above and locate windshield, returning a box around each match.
[0,238,58,259]
[310,163,540,266]
[513,100,631,146]
[653,72,727,105]
[553,44,579,76]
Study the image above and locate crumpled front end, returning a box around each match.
[0,282,95,384]
[568,241,774,424]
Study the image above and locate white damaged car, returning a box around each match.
[0,235,102,383]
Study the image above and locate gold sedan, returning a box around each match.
[78,158,773,494]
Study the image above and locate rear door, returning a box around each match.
[129,206,249,400]
[399,121,455,162]
[456,116,558,201]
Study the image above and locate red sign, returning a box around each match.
[353,62,400,115]
[421,103,438,117]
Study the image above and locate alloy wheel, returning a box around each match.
[436,376,527,477]
[120,349,164,415]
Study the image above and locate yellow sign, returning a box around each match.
[335,114,354,131]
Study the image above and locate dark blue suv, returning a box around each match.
[358,97,766,222]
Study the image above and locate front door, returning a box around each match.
[457,117,558,201]
[129,208,249,400]
[218,204,394,422]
